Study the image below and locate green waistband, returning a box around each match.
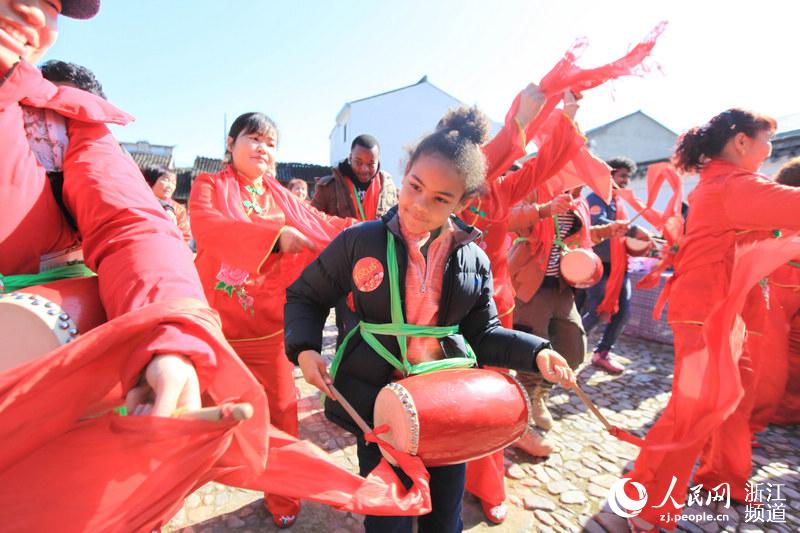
[0,263,95,293]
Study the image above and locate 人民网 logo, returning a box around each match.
[608,477,648,518]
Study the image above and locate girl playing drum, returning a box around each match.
[284,106,575,533]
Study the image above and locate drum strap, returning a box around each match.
[0,263,95,293]
[330,231,477,380]
[552,216,569,252]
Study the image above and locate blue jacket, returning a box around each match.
[586,192,640,264]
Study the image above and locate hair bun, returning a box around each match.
[436,105,490,145]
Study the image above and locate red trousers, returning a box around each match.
[464,311,515,506]
[748,303,789,432]
[230,334,300,517]
[763,283,800,426]
[629,323,759,529]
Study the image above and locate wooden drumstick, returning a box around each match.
[328,383,374,436]
[572,384,613,431]
[172,402,254,422]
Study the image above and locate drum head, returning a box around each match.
[626,237,652,257]
[561,250,595,278]
[560,249,603,288]
[0,300,63,372]
[373,384,416,466]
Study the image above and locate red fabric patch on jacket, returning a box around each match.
[346,291,356,312]
[353,257,384,292]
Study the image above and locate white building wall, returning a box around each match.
[330,82,499,185]
[587,113,677,163]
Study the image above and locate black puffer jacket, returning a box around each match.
[284,207,551,435]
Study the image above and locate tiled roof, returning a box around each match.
[276,162,331,183]
[155,158,332,203]
[129,152,173,170]
[173,168,194,203]
[193,156,224,176]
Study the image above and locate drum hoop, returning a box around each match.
[385,382,419,456]
[0,291,79,345]
[506,372,533,427]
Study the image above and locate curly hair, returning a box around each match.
[776,157,800,188]
[607,156,637,174]
[673,108,776,173]
[406,105,490,197]
[39,60,106,99]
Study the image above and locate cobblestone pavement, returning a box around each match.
[166,319,800,533]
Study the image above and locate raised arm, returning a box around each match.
[63,119,216,389]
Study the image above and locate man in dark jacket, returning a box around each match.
[312,134,398,221]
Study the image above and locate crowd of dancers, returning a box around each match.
[1,2,798,532]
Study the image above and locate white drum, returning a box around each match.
[0,277,105,372]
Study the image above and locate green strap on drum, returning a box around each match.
[329,231,476,382]
[0,263,95,293]
[553,215,569,252]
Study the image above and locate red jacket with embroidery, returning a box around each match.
[0,61,216,387]
[190,165,353,340]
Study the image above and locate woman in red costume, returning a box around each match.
[0,1,272,530]
[189,112,353,528]
[626,109,800,532]
[757,158,800,427]
[0,0,210,417]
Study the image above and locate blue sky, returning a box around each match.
[47,0,797,167]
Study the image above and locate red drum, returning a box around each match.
[373,368,530,466]
[0,277,105,371]
[560,248,603,288]
[625,237,653,257]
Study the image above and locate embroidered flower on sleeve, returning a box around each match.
[215,263,254,314]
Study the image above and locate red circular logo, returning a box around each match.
[353,257,384,293]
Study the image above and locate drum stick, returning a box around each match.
[328,383,374,436]
[573,384,613,431]
[172,402,254,422]
[81,402,254,422]
[628,211,644,225]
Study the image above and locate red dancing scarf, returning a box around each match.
[614,163,684,244]
[613,164,684,293]
[645,162,684,244]
[504,21,667,147]
[0,299,269,532]
[596,192,628,318]
[0,298,433,531]
[640,234,800,453]
[348,175,382,221]
[539,143,614,203]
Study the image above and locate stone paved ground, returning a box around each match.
[166,318,800,533]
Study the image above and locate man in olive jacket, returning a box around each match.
[312,134,398,221]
